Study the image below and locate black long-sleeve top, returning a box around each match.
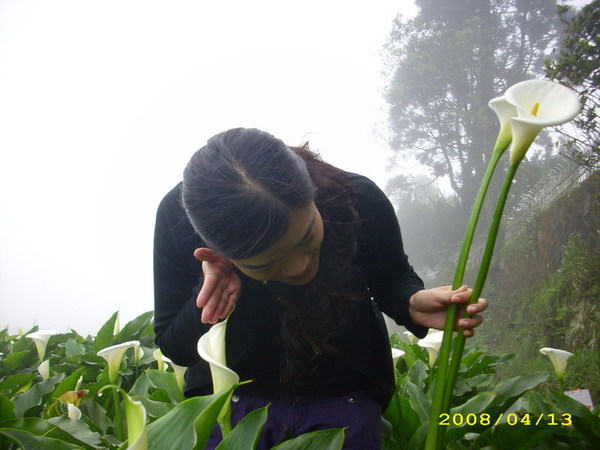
[153,173,426,407]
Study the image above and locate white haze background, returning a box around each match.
[0,0,589,335]
[0,0,418,335]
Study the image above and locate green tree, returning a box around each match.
[383,0,561,211]
[545,0,599,169]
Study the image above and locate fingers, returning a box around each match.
[194,248,219,262]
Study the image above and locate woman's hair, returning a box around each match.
[182,128,316,260]
[182,127,365,389]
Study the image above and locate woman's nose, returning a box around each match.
[281,253,311,277]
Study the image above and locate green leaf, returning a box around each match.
[134,396,174,419]
[0,428,82,449]
[406,359,428,391]
[0,350,32,374]
[47,416,104,447]
[0,373,36,398]
[114,311,153,344]
[94,312,119,352]
[471,422,556,449]
[0,417,98,448]
[147,387,233,450]
[272,428,346,450]
[145,370,185,404]
[451,392,497,416]
[65,339,86,358]
[0,395,16,422]
[13,374,64,417]
[407,382,431,423]
[492,372,549,399]
[216,405,269,449]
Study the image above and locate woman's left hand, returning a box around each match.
[408,286,488,337]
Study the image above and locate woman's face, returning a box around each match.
[231,203,324,285]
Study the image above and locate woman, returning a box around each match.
[153,128,486,449]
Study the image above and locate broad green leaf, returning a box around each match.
[471,422,556,449]
[13,374,64,417]
[114,312,153,344]
[134,396,174,419]
[147,387,233,450]
[406,359,428,391]
[547,391,600,442]
[0,350,32,374]
[272,428,345,450]
[129,372,151,397]
[451,392,497,416]
[216,405,269,450]
[65,339,86,358]
[407,422,428,450]
[145,370,185,404]
[0,373,36,397]
[492,372,548,400]
[406,382,431,423]
[47,416,104,447]
[94,312,119,352]
[0,428,81,449]
[0,417,98,448]
[0,395,16,422]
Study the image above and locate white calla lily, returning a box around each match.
[540,347,574,390]
[97,340,140,384]
[197,318,239,394]
[417,331,444,368]
[391,348,405,367]
[488,96,518,150]
[123,391,148,450]
[67,403,82,421]
[403,330,416,345]
[153,348,169,372]
[27,329,58,361]
[505,79,580,165]
[38,359,50,380]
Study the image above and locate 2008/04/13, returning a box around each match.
[439,413,573,427]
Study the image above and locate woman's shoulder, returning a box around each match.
[345,172,391,216]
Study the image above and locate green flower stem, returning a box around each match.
[442,163,520,416]
[112,389,125,442]
[425,142,508,450]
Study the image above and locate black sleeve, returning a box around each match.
[153,183,212,366]
[351,174,428,338]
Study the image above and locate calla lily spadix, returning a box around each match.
[540,347,574,391]
[505,79,580,165]
[197,317,240,394]
[27,329,58,361]
[97,340,140,385]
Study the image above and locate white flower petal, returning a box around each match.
[504,79,580,165]
[197,319,239,394]
[540,347,574,380]
[67,403,82,421]
[38,360,50,380]
[97,341,140,384]
[27,330,58,361]
[391,348,405,367]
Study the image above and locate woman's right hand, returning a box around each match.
[194,248,242,324]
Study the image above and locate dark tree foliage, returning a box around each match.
[383,0,561,210]
[545,0,599,170]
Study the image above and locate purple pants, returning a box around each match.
[206,391,382,449]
